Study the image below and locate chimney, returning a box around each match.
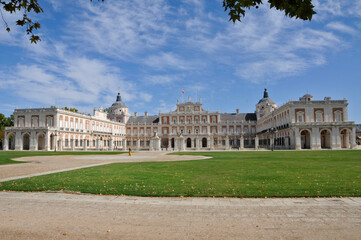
[188,96,191,102]
[145,112,148,117]
[134,112,137,117]
[236,109,239,114]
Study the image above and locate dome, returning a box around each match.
[110,93,127,108]
[257,88,276,105]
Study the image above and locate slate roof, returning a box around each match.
[127,115,159,124]
[220,113,257,122]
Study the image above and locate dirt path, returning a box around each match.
[0,152,210,182]
[0,191,360,240]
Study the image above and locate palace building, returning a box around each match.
[2,89,357,151]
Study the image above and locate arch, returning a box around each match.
[23,133,30,150]
[320,129,331,149]
[186,138,191,148]
[340,129,351,149]
[50,134,54,150]
[38,134,45,150]
[7,133,15,150]
[202,138,207,148]
[161,138,169,148]
[171,138,175,148]
[300,129,311,149]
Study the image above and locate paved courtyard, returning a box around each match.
[0,152,360,239]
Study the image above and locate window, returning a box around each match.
[315,111,323,122]
[297,112,304,122]
[196,118,198,123]
[188,118,191,124]
[196,130,198,134]
[335,111,342,122]
[173,119,176,124]
[212,116,216,123]
[32,118,38,127]
[65,139,69,147]
[181,129,184,133]
[163,129,167,134]
[59,120,63,127]
[203,118,206,123]
[188,130,191,134]
[181,119,184,123]
[147,130,150,136]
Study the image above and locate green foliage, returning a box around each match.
[0,0,43,43]
[0,113,14,145]
[1,0,316,44]
[223,0,316,22]
[63,107,78,113]
[1,150,360,198]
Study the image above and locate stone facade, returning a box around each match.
[3,89,357,151]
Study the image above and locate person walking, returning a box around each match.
[128,148,132,156]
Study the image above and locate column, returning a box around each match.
[123,139,127,151]
[54,134,58,151]
[136,138,140,150]
[240,136,244,149]
[59,139,63,151]
[196,137,200,150]
[311,128,318,150]
[255,136,259,150]
[225,136,230,150]
[351,127,356,149]
[3,133,8,151]
[191,137,194,148]
[15,131,22,151]
[30,131,37,151]
[71,139,75,151]
[331,127,340,149]
[84,139,87,151]
[45,132,50,151]
[109,138,113,151]
[295,128,301,150]
[168,138,171,150]
[96,139,100,150]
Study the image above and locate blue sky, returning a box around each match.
[0,0,360,122]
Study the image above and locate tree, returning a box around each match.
[0,113,14,149]
[1,0,315,44]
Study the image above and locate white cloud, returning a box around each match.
[145,75,179,85]
[144,52,196,71]
[326,21,358,35]
[65,0,174,59]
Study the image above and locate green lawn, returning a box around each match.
[0,151,125,165]
[0,150,360,197]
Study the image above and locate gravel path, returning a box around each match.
[0,191,360,240]
[0,152,210,182]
